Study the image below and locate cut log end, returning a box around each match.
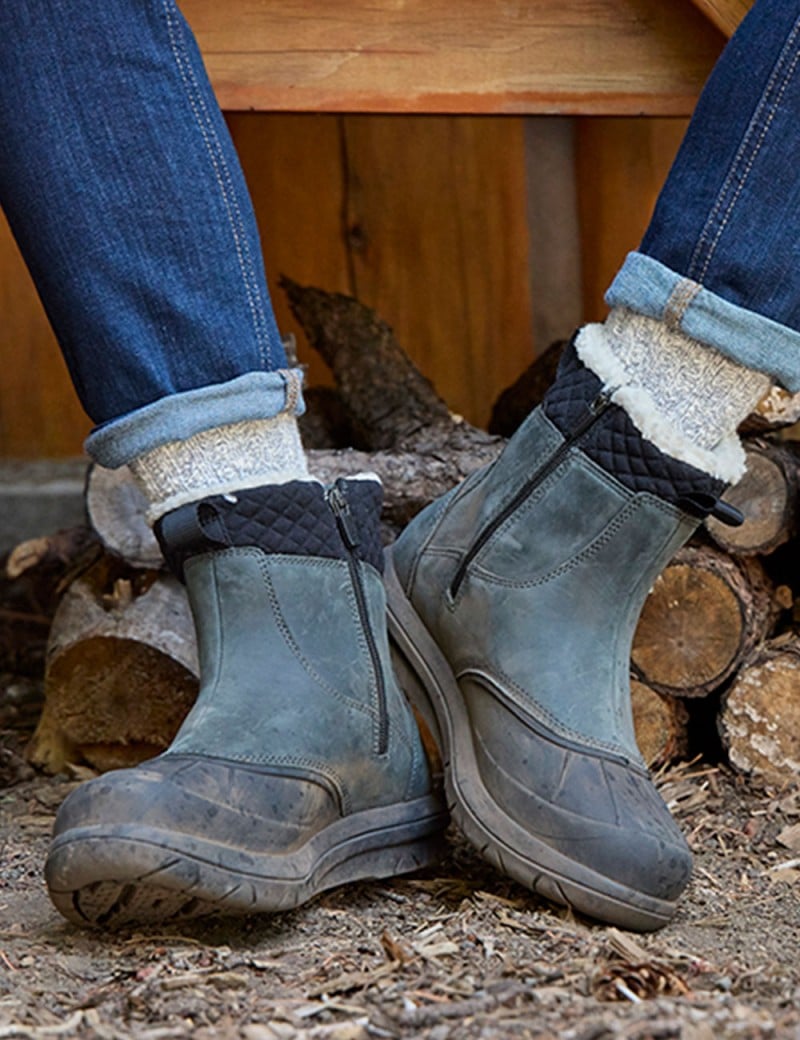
[719,639,800,784]
[632,547,779,698]
[706,442,800,556]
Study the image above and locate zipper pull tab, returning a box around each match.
[327,480,360,550]
[590,385,617,415]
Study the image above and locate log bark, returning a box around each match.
[285,279,503,530]
[632,545,782,698]
[719,634,800,784]
[27,555,198,775]
[705,439,800,556]
[283,277,500,454]
[631,679,689,767]
[0,526,101,677]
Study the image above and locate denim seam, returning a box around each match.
[664,279,701,330]
[161,0,270,368]
[688,16,800,283]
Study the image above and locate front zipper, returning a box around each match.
[328,480,389,755]
[449,389,616,599]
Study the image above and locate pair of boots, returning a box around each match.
[46,342,743,932]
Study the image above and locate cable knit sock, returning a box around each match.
[129,411,311,522]
[574,306,771,483]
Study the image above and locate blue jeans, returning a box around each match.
[0,0,297,468]
[1,0,800,472]
[609,0,800,392]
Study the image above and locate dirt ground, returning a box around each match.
[1,709,800,1040]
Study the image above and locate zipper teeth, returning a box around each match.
[449,391,614,599]
[329,485,389,755]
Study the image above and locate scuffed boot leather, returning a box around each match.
[386,343,741,931]
[46,478,446,928]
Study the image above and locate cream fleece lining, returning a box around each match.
[575,323,748,483]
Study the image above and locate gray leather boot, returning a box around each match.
[46,477,446,927]
[386,343,742,931]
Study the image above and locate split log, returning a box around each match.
[284,278,503,530]
[299,386,357,449]
[488,339,566,437]
[705,439,800,556]
[631,679,689,767]
[719,634,800,784]
[86,463,164,568]
[282,276,453,451]
[632,546,783,698]
[27,555,198,775]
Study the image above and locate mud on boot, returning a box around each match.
[46,477,446,928]
[386,341,742,931]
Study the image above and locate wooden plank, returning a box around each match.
[688,0,754,37]
[226,112,348,391]
[183,0,725,115]
[525,118,583,348]
[575,117,689,323]
[339,115,535,427]
[0,215,91,457]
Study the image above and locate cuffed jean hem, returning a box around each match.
[85,368,306,468]
[606,252,800,392]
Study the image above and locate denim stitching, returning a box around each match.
[688,17,800,284]
[161,0,271,367]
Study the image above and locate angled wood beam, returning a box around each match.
[688,0,754,38]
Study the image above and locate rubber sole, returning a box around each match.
[46,795,446,928]
[384,550,679,932]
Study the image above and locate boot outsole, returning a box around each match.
[385,551,679,933]
[45,796,446,929]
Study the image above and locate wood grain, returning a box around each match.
[182,0,725,115]
[0,214,91,457]
[576,117,689,322]
[688,0,754,37]
[230,113,535,428]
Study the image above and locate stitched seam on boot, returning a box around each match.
[180,555,226,718]
[162,750,346,813]
[405,467,493,598]
[228,752,350,814]
[460,666,640,763]
[257,555,380,723]
[471,499,636,590]
[472,492,683,591]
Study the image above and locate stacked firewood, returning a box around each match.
[8,282,800,785]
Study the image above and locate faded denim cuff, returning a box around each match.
[86,368,306,468]
[607,252,800,392]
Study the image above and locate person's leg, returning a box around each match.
[612,0,800,390]
[0,0,444,926]
[387,0,800,931]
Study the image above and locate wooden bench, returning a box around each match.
[182,0,747,115]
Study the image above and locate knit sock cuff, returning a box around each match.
[575,309,770,483]
[129,412,310,522]
[604,307,770,449]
